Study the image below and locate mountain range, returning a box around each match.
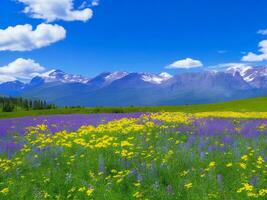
[1,66,267,106]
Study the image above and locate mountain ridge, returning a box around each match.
[1,66,267,106]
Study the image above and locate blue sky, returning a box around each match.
[0,0,267,81]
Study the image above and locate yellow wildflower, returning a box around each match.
[86,188,94,197]
[259,189,267,196]
[0,187,9,195]
[133,182,141,187]
[208,161,216,168]
[184,183,193,189]
[78,186,86,192]
[226,163,233,167]
[237,183,253,193]
[239,162,247,169]
[133,191,143,198]
[180,170,189,177]
[241,155,248,161]
[121,140,133,147]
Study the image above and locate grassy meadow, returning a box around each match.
[0,97,267,119]
[0,98,266,199]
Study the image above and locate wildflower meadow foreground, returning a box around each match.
[0,112,266,199]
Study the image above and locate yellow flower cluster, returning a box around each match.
[149,112,192,124]
[194,112,267,119]
[112,170,131,184]
[237,183,267,198]
[0,111,266,199]
[0,158,13,172]
[78,186,94,197]
[0,157,22,172]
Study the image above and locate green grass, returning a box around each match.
[0,96,267,119]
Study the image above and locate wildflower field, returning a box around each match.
[0,112,266,199]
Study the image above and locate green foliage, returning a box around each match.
[2,102,15,112]
[0,96,56,113]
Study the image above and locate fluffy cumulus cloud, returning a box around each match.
[166,58,203,69]
[258,29,267,35]
[0,23,66,51]
[0,58,46,82]
[242,40,267,62]
[0,75,17,83]
[18,0,93,22]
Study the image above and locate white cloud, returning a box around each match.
[258,29,267,35]
[0,23,66,51]
[18,0,93,22]
[91,0,100,6]
[242,40,267,62]
[79,0,99,9]
[0,75,17,83]
[0,58,46,82]
[166,58,203,69]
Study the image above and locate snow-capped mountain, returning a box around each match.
[86,71,172,88]
[225,65,267,88]
[141,72,173,84]
[226,65,253,79]
[0,68,267,106]
[105,72,129,83]
[40,69,90,84]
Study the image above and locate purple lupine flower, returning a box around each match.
[0,113,145,137]
[98,155,106,174]
[217,174,223,188]
[250,176,259,186]
[166,185,173,194]
[200,151,206,160]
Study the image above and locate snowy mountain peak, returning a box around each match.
[40,69,57,78]
[141,72,172,84]
[159,72,173,79]
[242,66,267,83]
[105,71,129,82]
[40,69,90,84]
[225,65,267,83]
[226,65,253,77]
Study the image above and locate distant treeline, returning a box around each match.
[0,96,56,112]
[63,106,127,113]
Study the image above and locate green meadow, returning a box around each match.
[0,97,266,119]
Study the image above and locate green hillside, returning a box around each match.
[151,96,267,113]
[0,97,266,119]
